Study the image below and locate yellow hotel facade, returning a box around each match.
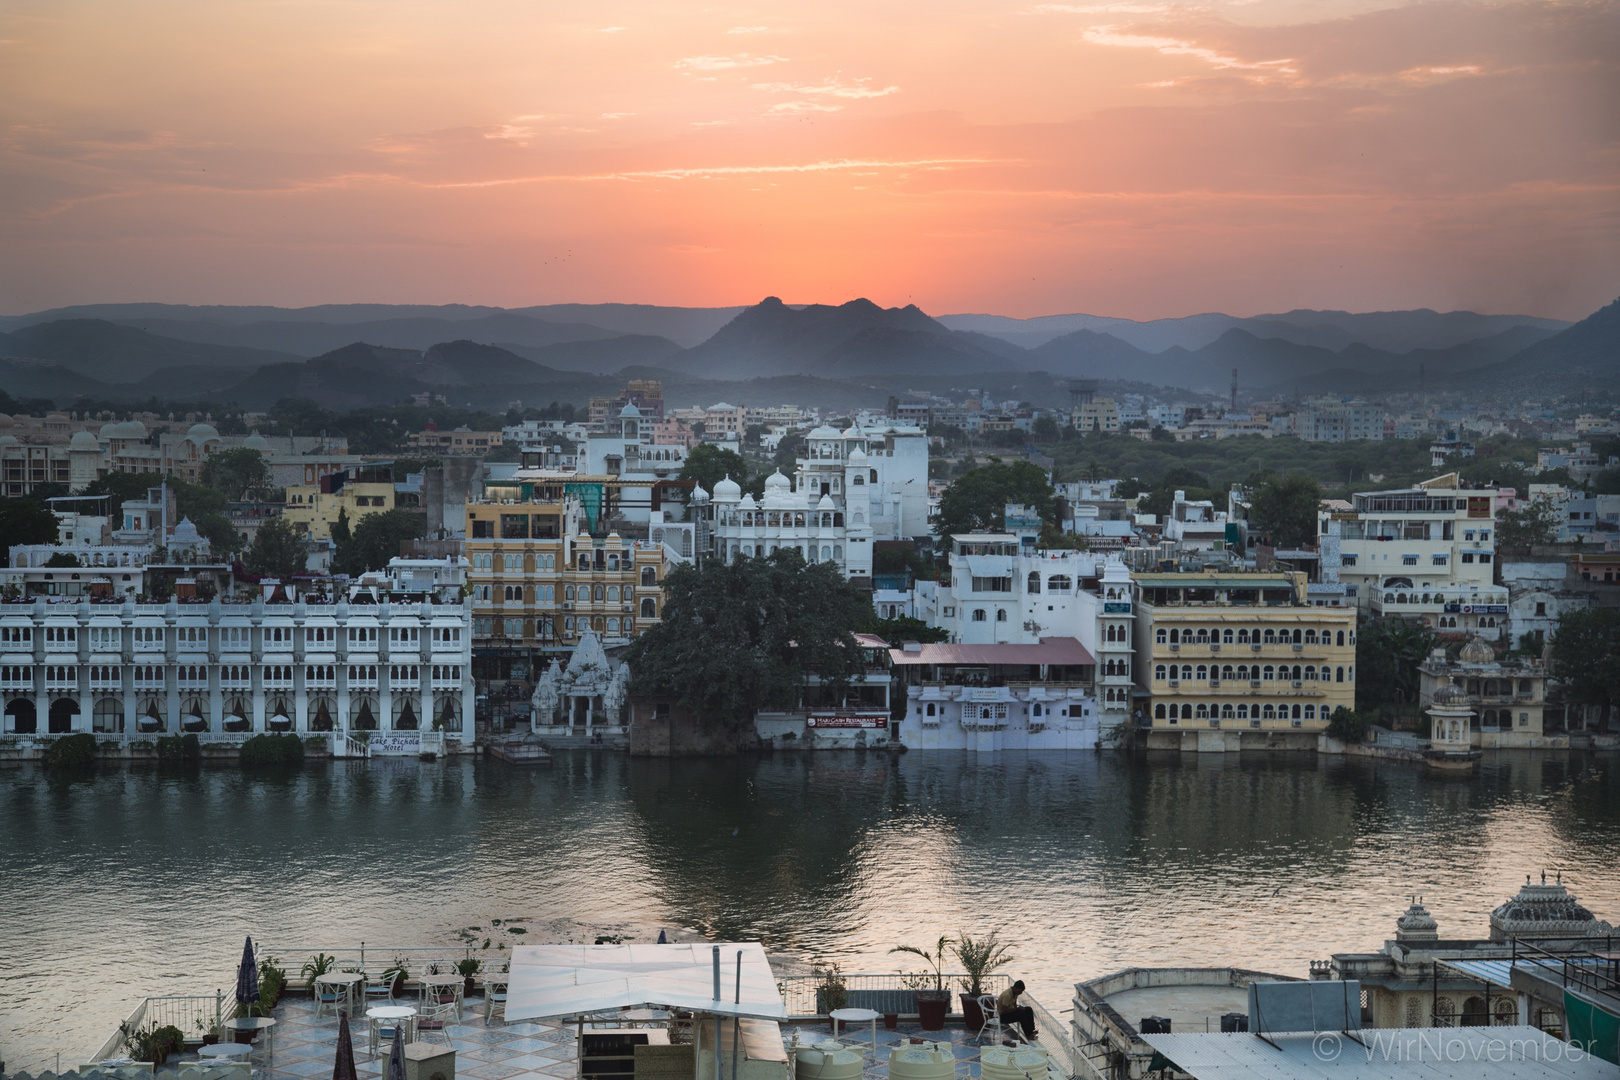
[463,474,668,688]
[1131,570,1357,749]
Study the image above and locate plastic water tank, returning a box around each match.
[1138,1017,1172,1034]
[887,1042,954,1080]
[1220,1013,1248,1033]
[795,1043,862,1080]
[979,1046,1048,1080]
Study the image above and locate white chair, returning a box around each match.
[364,974,396,1008]
[977,994,1010,1044]
[314,977,346,1019]
[483,975,509,1024]
[369,1015,411,1059]
[415,1000,457,1045]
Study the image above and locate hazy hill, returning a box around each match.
[670,297,1017,380]
[0,318,299,381]
[1475,297,1620,395]
[105,313,626,357]
[501,334,684,373]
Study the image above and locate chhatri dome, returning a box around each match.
[1459,636,1495,664]
[70,430,100,451]
[1394,897,1439,942]
[712,475,741,501]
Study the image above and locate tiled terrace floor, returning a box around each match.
[153,997,1040,1080]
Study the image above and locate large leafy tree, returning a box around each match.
[244,517,306,580]
[624,550,872,737]
[1550,608,1620,726]
[1496,500,1560,550]
[935,459,1056,541]
[80,470,242,557]
[199,447,273,501]
[1355,617,1437,712]
[1248,471,1323,549]
[678,442,749,495]
[332,508,424,577]
[0,498,61,566]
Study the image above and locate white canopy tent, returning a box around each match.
[503,943,788,1023]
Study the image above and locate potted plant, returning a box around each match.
[953,932,1014,1035]
[812,962,847,1019]
[455,957,483,998]
[890,936,954,1031]
[301,953,336,993]
[383,957,411,997]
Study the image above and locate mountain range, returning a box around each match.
[0,295,1613,411]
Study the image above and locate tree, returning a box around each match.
[1497,501,1560,549]
[1594,467,1620,496]
[624,550,873,740]
[332,509,424,577]
[1355,618,1437,712]
[0,498,60,565]
[331,507,352,547]
[199,447,272,501]
[244,517,306,580]
[1032,415,1062,442]
[860,614,950,644]
[772,431,804,473]
[1550,608,1620,725]
[935,459,1056,541]
[1248,471,1323,549]
[679,442,748,495]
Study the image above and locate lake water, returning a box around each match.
[3,750,1619,1071]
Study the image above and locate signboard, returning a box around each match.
[806,715,888,729]
[965,687,1006,702]
[1467,497,1492,519]
[1103,602,1132,614]
[369,734,422,756]
[1461,604,1508,614]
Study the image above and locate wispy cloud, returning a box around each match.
[675,54,787,71]
[727,26,771,34]
[593,26,625,33]
[422,157,1009,188]
[1031,3,1169,14]
[1082,28,1294,72]
[600,112,636,119]
[752,77,900,100]
[769,101,845,113]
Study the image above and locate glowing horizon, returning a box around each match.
[1,0,1617,321]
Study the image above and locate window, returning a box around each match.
[0,626,32,645]
[1341,554,1357,567]
[972,609,987,622]
[995,609,1007,622]
[1336,666,1345,682]
[1433,554,1448,566]
[943,606,955,617]
[1222,629,1234,643]
[1027,572,1041,594]
[971,577,1012,592]
[503,618,523,638]
[1462,552,1475,563]
[1156,628,1167,644]
[1402,555,1418,566]
[1335,630,1345,647]
[1047,575,1072,592]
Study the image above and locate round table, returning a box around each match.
[316,973,366,1015]
[199,1044,252,1060]
[222,1016,276,1055]
[418,973,464,1018]
[367,1006,417,1053]
[829,1008,882,1055]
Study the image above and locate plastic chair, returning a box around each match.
[416,1000,457,1045]
[977,994,1008,1044]
[364,974,396,1007]
[314,977,347,1019]
[484,975,509,1024]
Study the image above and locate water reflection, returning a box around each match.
[1,750,1616,1071]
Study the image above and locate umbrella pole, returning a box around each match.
[731,953,741,1080]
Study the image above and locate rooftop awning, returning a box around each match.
[888,637,1095,667]
[504,943,787,1023]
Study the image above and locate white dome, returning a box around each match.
[0,413,14,430]
[848,447,868,462]
[817,494,835,511]
[713,476,742,501]
[808,425,842,439]
[690,483,710,503]
[0,434,18,447]
[620,403,642,419]
[188,422,219,439]
[738,493,758,509]
[70,430,100,451]
[170,517,202,544]
[243,431,271,452]
[107,420,146,439]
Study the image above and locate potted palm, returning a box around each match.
[953,932,1013,1035]
[890,936,953,1031]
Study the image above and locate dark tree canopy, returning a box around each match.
[244,517,306,581]
[0,498,61,566]
[200,447,274,501]
[1550,608,1620,715]
[678,442,749,496]
[1496,501,1560,549]
[1355,618,1437,712]
[935,459,1056,541]
[332,509,424,577]
[1248,471,1323,549]
[624,550,873,736]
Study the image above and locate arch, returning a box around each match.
[93,696,123,733]
[972,609,987,622]
[1262,704,1276,719]
[1404,997,1423,1028]
[1221,703,1235,718]
[1169,628,1180,644]
[641,566,657,587]
[1154,704,1166,719]
[640,597,657,618]
[1195,703,1209,719]
[1155,628,1167,644]
[308,696,335,731]
[1180,704,1193,720]
[1461,996,1488,1027]
[1028,571,1041,594]
[391,695,420,731]
[48,697,80,734]
[995,609,1008,622]
[5,698,37,734]
[350,695,379,731]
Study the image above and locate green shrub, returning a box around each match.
[240,733,305,768]
[253,957,287,1015]
[1326,706,1369,744]
[156,733,201,763]
[44,733,97,770]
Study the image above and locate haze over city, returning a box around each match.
[3,0,1618,319]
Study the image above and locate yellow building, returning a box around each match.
[1131,570,1357,745]
[283,464,396,541]
[463,474,669,684]
[404,428,503,455]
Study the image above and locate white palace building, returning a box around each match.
[0,592,474,740]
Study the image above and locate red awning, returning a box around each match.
[887,637,1095,666]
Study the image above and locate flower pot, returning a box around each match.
[465,976,477,998]
[915,991,950,1031]
[960,994,986,1033]
[202,1034,219,1046]
[883,1013,898,1031]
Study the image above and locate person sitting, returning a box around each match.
[996,980,1038,1040]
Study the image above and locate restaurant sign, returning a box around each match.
[369,734,422,756]
[1103,602,1132,614]
[965,687,1008,702]
[806,715,889,729]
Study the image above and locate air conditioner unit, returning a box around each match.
[1210,643,1221,652]
[563,602,573,610]
[1293,643,1304,652]
[1292,680,1303,688]
[1209,679,1221,687]
[1169,643,1180,652]
[1251,643,1263,652]
[1250,679,1262,688]
[1168,679,1179,687]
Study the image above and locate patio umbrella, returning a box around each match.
[386,1025,406,1080]
[332,1012,358,1080]
[236,937,260,1011]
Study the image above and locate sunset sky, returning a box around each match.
[2,0,1617,320]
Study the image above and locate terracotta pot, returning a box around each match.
[960,994,986,1033]
[883,1013,898,1031]
[915,991,950,1031]
[465,976,477,997]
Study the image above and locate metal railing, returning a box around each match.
[255,943,514,979]
[89,993,232,1063]
[776,973,1011,1019]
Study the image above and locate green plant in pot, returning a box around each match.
[383,957,410,996]
[891,936,954,1031]
[953,932,1014,1035]
[455,957,482,998]
[301,952,336,990]
[812,962,848,1018]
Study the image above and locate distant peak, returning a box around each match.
[757,296,785,307]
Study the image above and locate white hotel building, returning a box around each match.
[0,594,474,738]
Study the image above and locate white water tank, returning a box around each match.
[794,1043,862,1080]
[887,1041,953,1080]
[979,1046,1047,1080]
